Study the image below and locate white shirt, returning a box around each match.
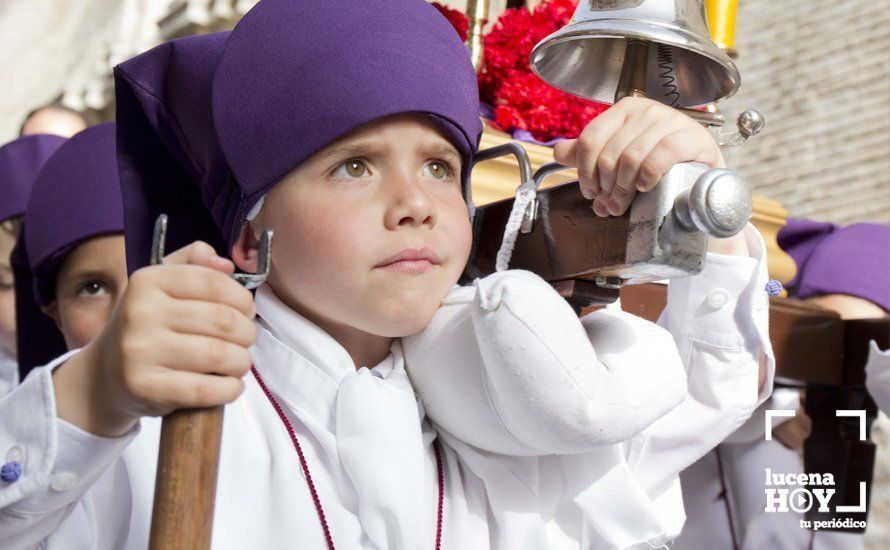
[866,341,890,415]
[0,224,774,549]
[0,348,17,398]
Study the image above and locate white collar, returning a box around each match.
[254,283,360,385]
[251,284,404,429]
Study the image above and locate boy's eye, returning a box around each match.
[76,281,109,297]
[334,159,368,179]
[425,161,447,180]
[424,160,455,181]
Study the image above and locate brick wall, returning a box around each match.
[718,0,889,224]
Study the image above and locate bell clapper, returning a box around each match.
[615,39,651,101]
[611,36,759,143]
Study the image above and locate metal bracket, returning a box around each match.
[151,214,274,290]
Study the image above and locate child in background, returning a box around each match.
[676,219,889,550]
[12,123,128,377]
[18,102,87,139]
[1,1,772,548]
[0,123,132,548]
[0,134,66,396]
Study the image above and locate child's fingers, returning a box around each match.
[163,240,234,274]
[155,334,253,378]
[592,196,610,217]
[637,130,707,192]
[637,129,725,192]
[147,370,246,412]
[606,120,679,215]
[166,300,258,348]
[566,106,628,198]
[145,265,255,317]
[552,139,578,167]
[595,112,660,198]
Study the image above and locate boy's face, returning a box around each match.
[0,227,16,356]
[43,234,128,350]
[247,113,472,338]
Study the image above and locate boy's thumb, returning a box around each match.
[552,139,579,168]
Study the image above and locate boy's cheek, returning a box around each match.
[58,299,115,350]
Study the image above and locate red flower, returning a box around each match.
[431,2,469,42]
[479,0,608,142]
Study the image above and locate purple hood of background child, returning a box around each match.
[13,123,123,376]
[0,134,67,223]
[778,217,890,311]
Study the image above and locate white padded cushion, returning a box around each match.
[403,270,687,455]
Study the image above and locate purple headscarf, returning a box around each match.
[778,217,890,312]
[114,0,482,274]
[13,122,124,375]
[0,134,67,223]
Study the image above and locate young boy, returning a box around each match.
[0,133,66,396]
[0,1,772,548]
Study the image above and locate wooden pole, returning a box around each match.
[149,407,225,550]
[146,217,270,549]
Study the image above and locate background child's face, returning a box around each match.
[43,234,128,350]
[0,227,16,356]
[248,114,472,338]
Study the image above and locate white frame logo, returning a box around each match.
[763,409,869,528]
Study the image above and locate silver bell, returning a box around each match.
[529,0,740,107]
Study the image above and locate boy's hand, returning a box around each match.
[53,242,257,437]
[553,96,725,218]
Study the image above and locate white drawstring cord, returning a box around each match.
[494,186,536,272]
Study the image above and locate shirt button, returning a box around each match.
[5,446,23,463]
[1,461,22,483]
[765,279,783,296]
[50,472,77,492]
[707,289,730,309]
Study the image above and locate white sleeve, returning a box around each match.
[0,350,18,398]
[724,386,801,445]
[0,351,138,548]
[865,341,890,416]
[623,223,776,535]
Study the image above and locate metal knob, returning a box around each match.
[737,109,765,139]
[712,108,766,146]
[673,168,752,238]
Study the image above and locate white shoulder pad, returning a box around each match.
[404,270,687,455]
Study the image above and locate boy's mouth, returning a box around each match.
[375,247,442,274]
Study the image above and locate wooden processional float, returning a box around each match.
[146,0,881,547]
[489,0,879,535]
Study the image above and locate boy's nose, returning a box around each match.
[384,174,437,230]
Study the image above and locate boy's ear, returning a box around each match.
[231,223,260,274]
[40,301,63,332]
